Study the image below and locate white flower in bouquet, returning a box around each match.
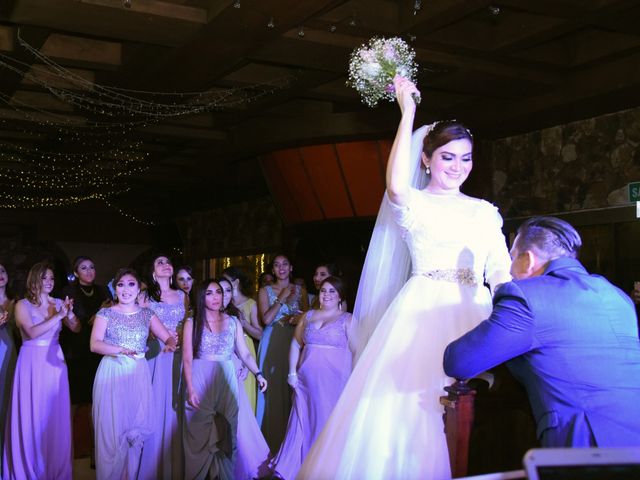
[347,37,419,108]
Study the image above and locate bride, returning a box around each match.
[298,76,512,479]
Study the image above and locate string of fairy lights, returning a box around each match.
[0,29,295,225]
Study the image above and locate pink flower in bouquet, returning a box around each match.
[347,37,419,107]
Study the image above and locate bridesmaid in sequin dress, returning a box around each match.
[219,277,270,479]
[0,263,17,479]
[256,254,308,452]
[90,268,177,480]
[270,276,352,479]
[182,279,267,480]
[3,262,81,480]
[139,254,187,480]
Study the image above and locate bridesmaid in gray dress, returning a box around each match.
[182,279,267,480]
[90,268,177,480]
[256,254,308,451]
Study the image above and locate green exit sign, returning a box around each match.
[629,182,640,202]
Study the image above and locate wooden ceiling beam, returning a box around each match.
[138,0,350,91]
[78,0,207,24]
[278,26,562,88]
[0,25,49,98]
[399,0,491,36]
[492,0,639,54]
[458,47,640,135]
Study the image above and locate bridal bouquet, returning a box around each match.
[347,37,420,107]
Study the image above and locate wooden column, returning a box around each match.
[440,380,476,478]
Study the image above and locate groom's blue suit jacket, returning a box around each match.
[444,257,640,447]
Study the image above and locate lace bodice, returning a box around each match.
[148,290,186,334]
[97,307,153,352]
[197,316,236,359]
[266,285,301,323]
[303,311,349,349]
[389,188,511,290]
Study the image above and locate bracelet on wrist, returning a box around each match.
[255,371,263,378]
[287,373,297,377]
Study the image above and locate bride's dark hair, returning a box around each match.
[423,121,473,159]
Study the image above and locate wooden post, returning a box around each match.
[440,380,476,478]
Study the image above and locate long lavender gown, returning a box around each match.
[256,285,301,451]
[139,291,186,479]
[230,315,270,479]
[0,311,17,479]
[183,318,239,480]
[2,298,73,480]
[270,310,352,479]
[93,307,155,480]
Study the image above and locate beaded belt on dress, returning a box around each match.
[199,354,232,361]
[414,268,478,286]
[116,352,145,360]
[22,339,56,347]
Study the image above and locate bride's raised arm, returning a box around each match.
[386,75,421,206]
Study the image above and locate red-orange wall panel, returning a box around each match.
[335,141,386,217]
[273,149,324,222]
[300,144,354,219]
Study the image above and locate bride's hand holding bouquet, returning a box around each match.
[393,75,421,117]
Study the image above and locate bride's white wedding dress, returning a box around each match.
[298,187,511,479]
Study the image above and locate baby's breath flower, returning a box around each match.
[347,37,419,107]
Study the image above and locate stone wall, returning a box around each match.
[176,197,282,265]
[491,107,640,217]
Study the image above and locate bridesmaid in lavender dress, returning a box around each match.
[182,280,267,480]
[90,268,177,480]
[3,262,81,479]
[219,277,270,479]
[139,254,187,480]
[0,263,17,479]
[270,276,352,479]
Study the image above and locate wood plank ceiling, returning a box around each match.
[1,0,640,223]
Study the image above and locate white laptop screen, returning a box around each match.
[524,448,640,480]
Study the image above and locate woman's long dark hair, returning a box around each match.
[222,266,253,298]
[0,263,15,301]
[146,253,177,303]
[218,277,242,320]
[192,279,222,359]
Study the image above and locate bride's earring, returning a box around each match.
[426,165,431,175]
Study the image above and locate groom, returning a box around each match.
[444,216,640,448]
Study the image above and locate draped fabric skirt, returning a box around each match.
[298,277,492,480]
[2,341,73,480]
[183,358,239,480]
[256,321,295,452]
[93,353,153,480]
[139,344,184,479]
[271,343,352,479]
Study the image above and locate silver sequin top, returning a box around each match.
[197,317,236,359]
[97,307,154,352]
[148,290,186,335]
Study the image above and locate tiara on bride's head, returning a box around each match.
[426,119,473,138]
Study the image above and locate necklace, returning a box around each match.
[79,285,94,297]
